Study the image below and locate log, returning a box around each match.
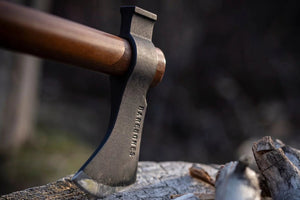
[0,162,219,200]
[253,136,300,200]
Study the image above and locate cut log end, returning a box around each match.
[253,136,300,200]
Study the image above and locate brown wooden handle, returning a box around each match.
[0,1,165,86]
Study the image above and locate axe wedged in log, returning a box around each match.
[0,1,166,197]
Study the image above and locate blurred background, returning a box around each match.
[0,0,299,195]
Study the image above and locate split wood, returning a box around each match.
[1,136,300,200]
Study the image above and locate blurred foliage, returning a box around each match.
[38,0,300,163]
[0,125,92,194]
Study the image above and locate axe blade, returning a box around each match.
[72,6,158,197]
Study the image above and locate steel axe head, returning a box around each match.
[72,6,165,197]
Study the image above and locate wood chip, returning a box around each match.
[189,165,215,186]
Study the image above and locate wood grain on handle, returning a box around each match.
[0,1,165,86]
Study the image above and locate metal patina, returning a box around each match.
[72,6,160,197]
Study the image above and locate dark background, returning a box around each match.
[0,0,299,194]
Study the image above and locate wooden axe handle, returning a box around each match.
[0,1,165,86]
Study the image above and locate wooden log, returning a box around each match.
[253,136,300,200]
[0,162,219,199]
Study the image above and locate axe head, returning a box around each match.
[72,6,160,197]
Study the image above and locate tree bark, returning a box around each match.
[253,136,300,200]
[0,54,41,152]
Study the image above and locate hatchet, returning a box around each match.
[0,1,165,197]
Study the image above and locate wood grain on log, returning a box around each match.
[171,193,215,200]
[0,162,219,200]
[253,136,300,200]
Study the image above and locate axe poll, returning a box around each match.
[0,1,166,197]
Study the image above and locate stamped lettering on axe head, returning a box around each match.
[72,6,165,197]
